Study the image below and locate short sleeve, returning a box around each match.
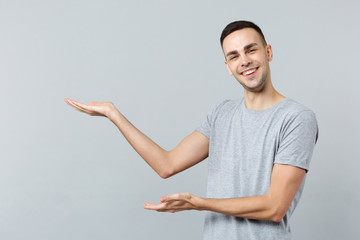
[195,100,230,138]
[274,110,319,171]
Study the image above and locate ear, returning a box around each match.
[266,44,273,62]
[225,61,233,76]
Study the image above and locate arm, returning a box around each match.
[64,99,209,178]
[144,163,306,222]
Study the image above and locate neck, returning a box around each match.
[243,81,285,111]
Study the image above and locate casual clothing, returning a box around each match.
[196,98,318,240]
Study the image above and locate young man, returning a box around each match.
[65,21,318,239]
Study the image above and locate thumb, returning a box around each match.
[89,101,99,106]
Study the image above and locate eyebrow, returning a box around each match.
[225,43,259,58]
[244,43,258,51]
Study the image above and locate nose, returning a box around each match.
[240,54,252,67]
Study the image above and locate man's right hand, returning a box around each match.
[64,98,117,120]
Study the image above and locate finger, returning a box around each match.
[143,202,167,211]
[67,99,96,113]
[70,100,96,112]
[65,99,84,112]
[160,194,175,203]
[157,209,177,213]
[64,98,77,108]
[66,100,93,115]
[161,192,189,203]
[143,202,156,208]
[143,202,161,209]
[144,201,188,213]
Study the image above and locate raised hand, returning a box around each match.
[64,98,117,119]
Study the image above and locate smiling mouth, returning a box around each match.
[241,67,259,77]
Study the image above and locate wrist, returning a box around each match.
[192,195,207,211]
[107,106,121,122]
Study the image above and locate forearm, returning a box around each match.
[195,194,282,222]
[108,109,171,178]
[145,165,304,222]
[195,165,305,222]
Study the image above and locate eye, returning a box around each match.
[229,55,238,60]
[248,48,256,53]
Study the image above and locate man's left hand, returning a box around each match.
[144,192,201,213]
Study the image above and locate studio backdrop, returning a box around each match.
[0,0,359,239]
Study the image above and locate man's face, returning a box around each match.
[222,28,273,92]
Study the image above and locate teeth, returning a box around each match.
[243,68,256,75]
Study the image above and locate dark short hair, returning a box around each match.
[220,20,267,47]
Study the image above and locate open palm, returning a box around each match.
[64,98,115,118]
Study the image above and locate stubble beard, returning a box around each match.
[237,69,268,93]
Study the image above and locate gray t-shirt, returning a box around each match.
[196,98,318,240]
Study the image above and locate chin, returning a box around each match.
[245,86,265,93]
[241,80,267,93]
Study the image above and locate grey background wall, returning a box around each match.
[0,0,359,239]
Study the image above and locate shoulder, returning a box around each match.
[277,98,319,141]
[278,98,317,122]
[203,98,241,125]
[208,98,239,115]
[215,98,242,110]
